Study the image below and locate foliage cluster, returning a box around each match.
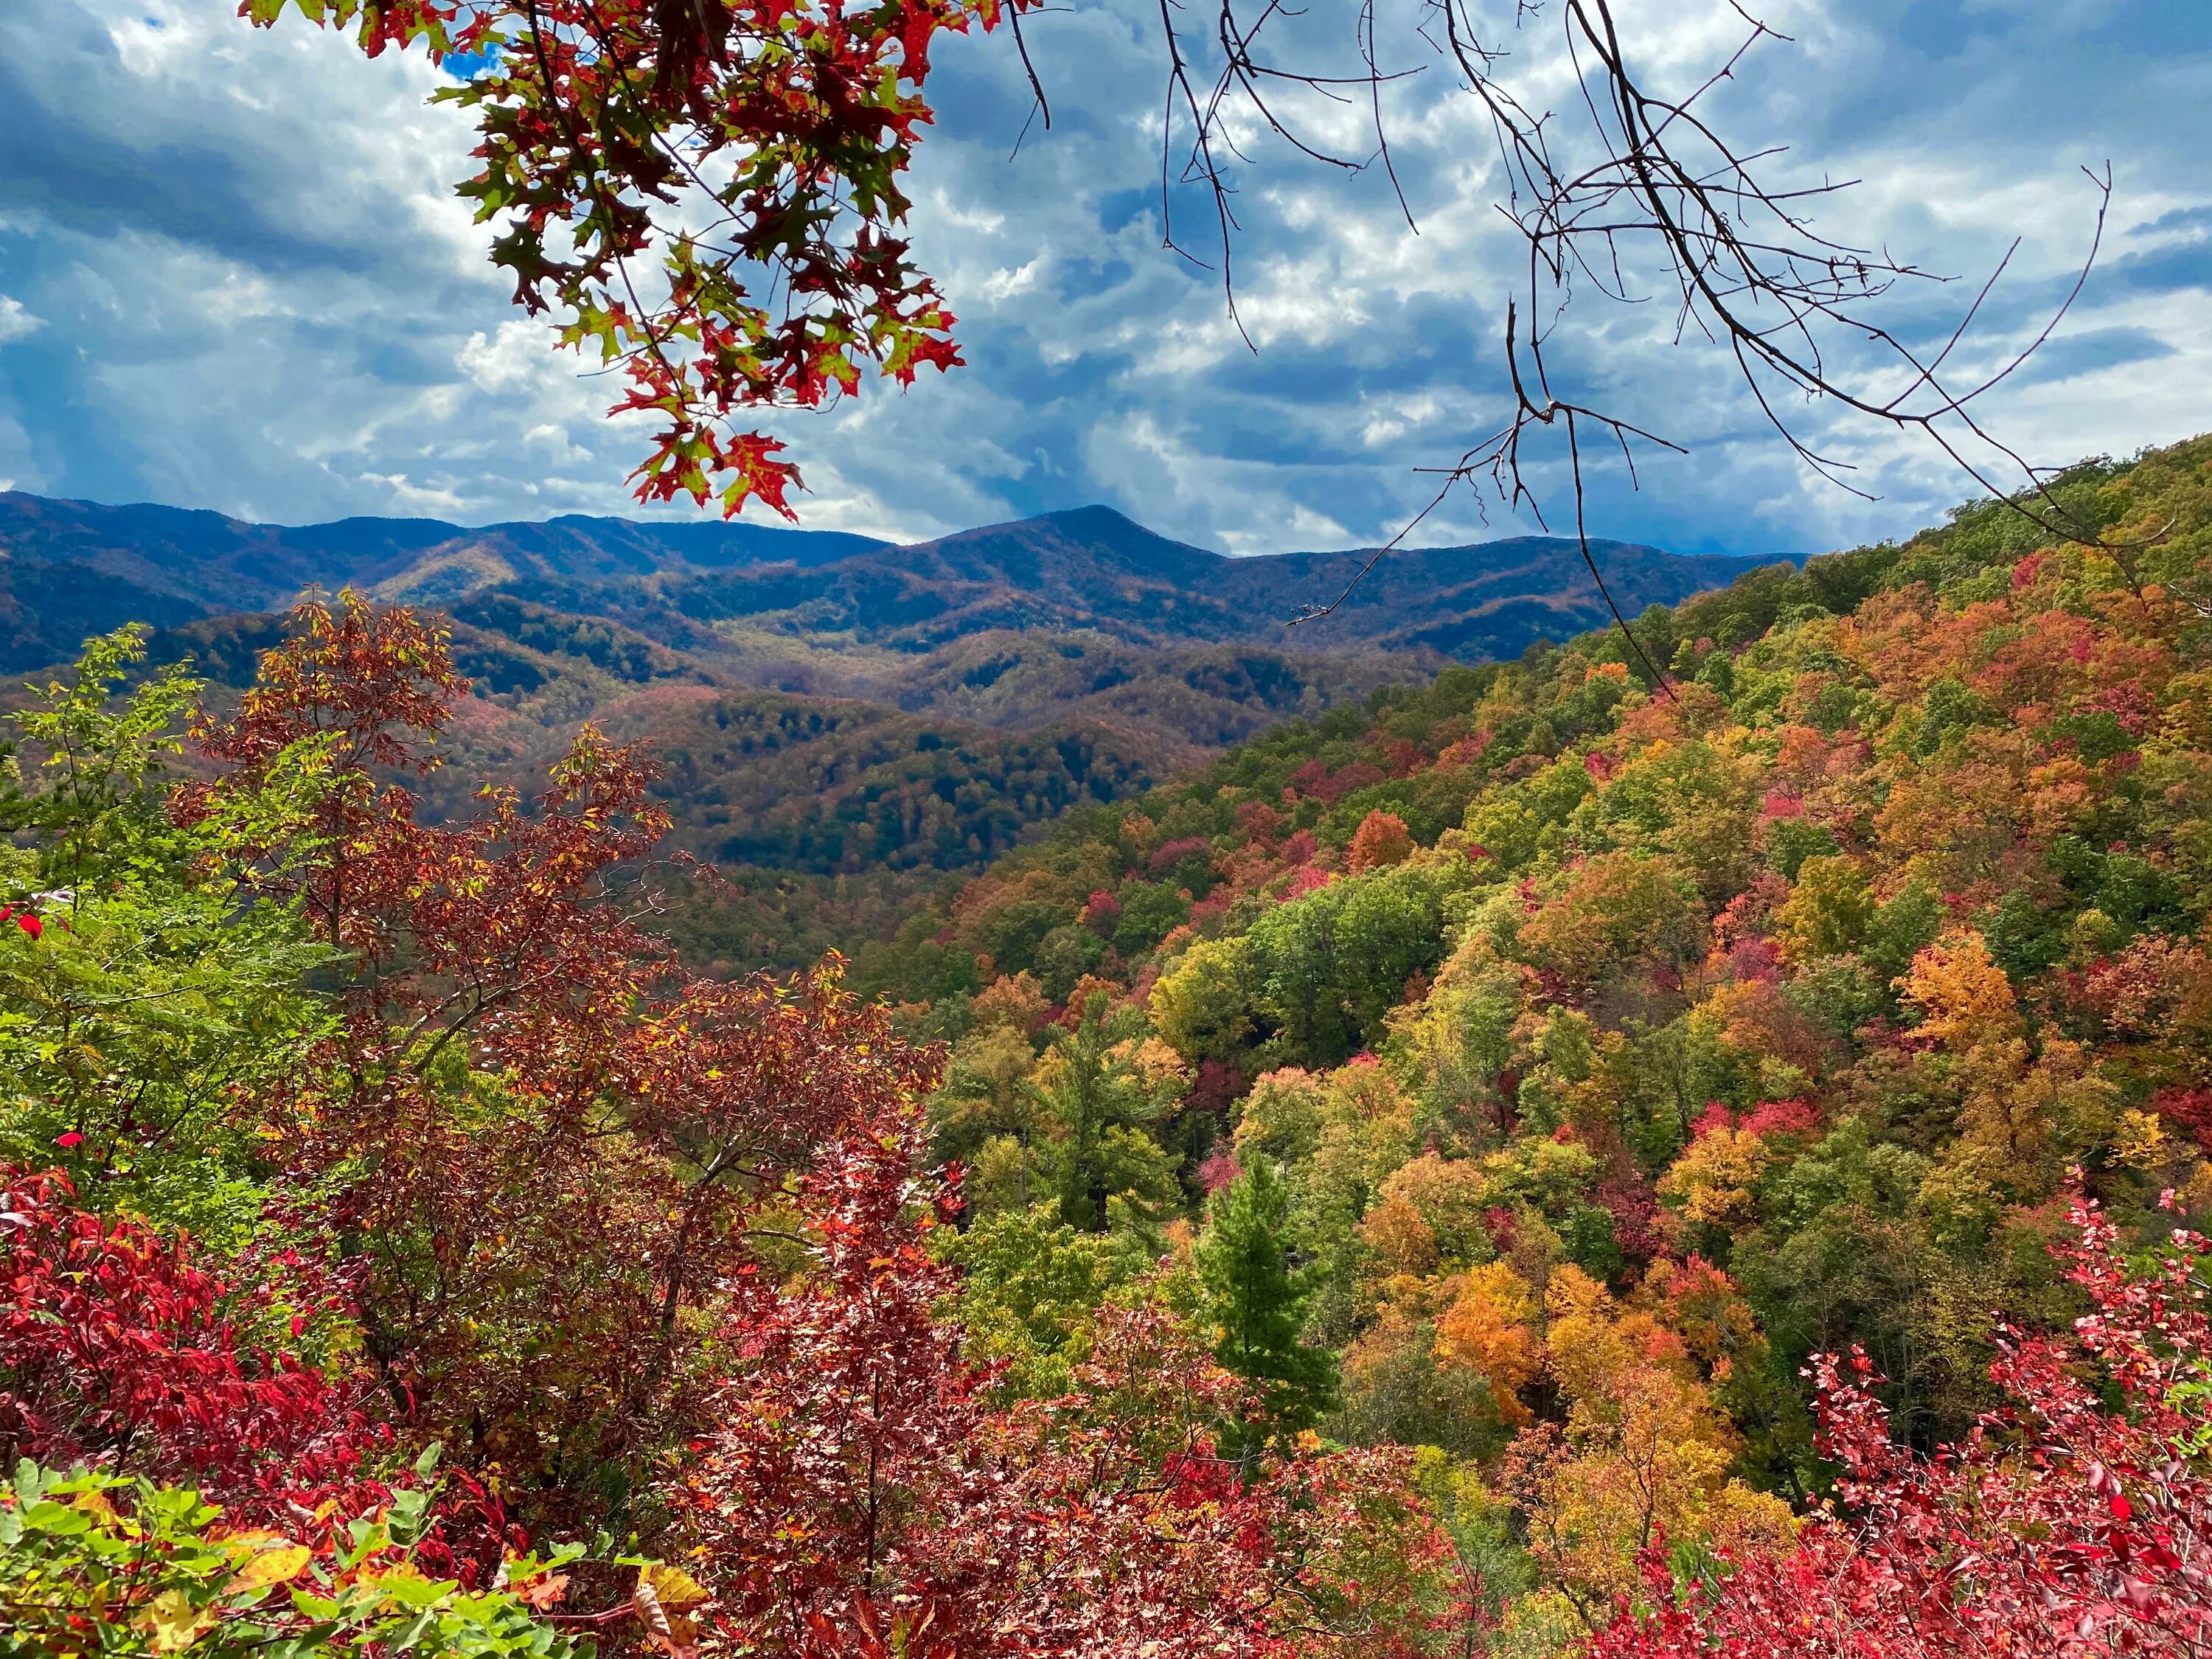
[0,599,1464,1657]
[4,436,2211,1655]
[846,436,2212,1644]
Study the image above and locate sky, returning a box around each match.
[0,0,2205,560]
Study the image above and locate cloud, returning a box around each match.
[0,0,2205,561]
[0,296,43,343]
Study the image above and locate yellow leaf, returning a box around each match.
[138,1589,217,1654]
[72,1487,121,1524]
[639,1560,710,1612]
[232,1542,313,1590]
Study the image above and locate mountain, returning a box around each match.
[667,504,1761,658]
[0,493,1768,676]
[0,490,1779,968]
[0,491,886,670]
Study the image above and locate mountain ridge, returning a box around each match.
[0,489,1783,954]
[0,490,1772,672]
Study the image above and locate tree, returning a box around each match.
[0,1169,375,1517]
[0,629,335,1241]
[1509,1266,1792,1624]
[1149,935,1255,1068]
[1590,1191,2212,1659]
[1033,991,1178,1231]
[681,1089,1461,1659]
[1197,1157,1336,1450]
[1348,811,1415,874]
[170,593,940,1535]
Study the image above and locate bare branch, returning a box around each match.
[1137,0,2116,669]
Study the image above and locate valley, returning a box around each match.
[0,489,1773,970]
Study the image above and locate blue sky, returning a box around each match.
[0,0,2205,558]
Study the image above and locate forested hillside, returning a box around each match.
[2,439,2208,1658]
[4,491,1769,973]
[845,437,2212,1637]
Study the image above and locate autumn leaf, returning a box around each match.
[637,1561,711,1612]
[228,1535,314,1590]
[137,1590,217,1654]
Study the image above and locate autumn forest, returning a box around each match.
[1,429,2207,1655]
[4,0,2211,1654]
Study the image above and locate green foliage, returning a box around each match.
[0,1463,588,1659]
[1034,993,1182,1231]
[1197,1158,1337,1449]
[941,1204,1144,1399]
[1246,864,1469,1067]
[0,630,336,1239]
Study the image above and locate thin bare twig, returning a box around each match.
[1130,0,2115,676]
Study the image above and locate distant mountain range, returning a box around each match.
[0,490,1778,964]
[0,492,1763,672]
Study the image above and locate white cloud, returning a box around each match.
[0,0,2201,560]
[0,296,43,343]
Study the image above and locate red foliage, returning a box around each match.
[175,596,941,1530]
[1435,731,1492,768]
[1,1169,529,1583]
[1592,1190,2212,1659]
[1738,1099,1820,1138]
[1289,759,1388,804]
[1189,1059,1247,1116]
[1234,801,1284,848]
[684,1096,1455,1658]
[1149,836,1215,876]
[0,1170,383,1520]
[1196,1146,1244,1193]
[1595,1172,1666,1267]
[2152,1088,2212,1152]
[1082,888,1122,931]
[250,0,1037,518]
[1724,936,1784,984]
[1709,874,1788,950]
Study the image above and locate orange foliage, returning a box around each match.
[1346,810,1414,872]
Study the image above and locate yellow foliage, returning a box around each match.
[137,1590,218,1654]
[2115,1108,2174,1169]
[1897,929,2019,1047]
[970,971,1051,1033]
[1147,934,1251,1064]
[1374,1151,1493,1266]
[1774,854,1874,962]
[1359,1191,1439,1280]
[1946,1032,2118,1189]
[1433,1262,1543,1425]
[1655,1123,1771,1229]
[1512,1270,1770,1618]
[1112,1035,1190,1091]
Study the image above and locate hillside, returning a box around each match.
[0,490,884,664]
[0,491,1762,678]
[4,437,2205,1659]
[843,436,2212,1533]
[1,491,1770,970]
[668,504,1759,656]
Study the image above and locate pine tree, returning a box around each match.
[1196,1158,1335,1452]
[1038,991,1176,1231]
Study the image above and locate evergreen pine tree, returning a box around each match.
[1195,1157,1335,1453]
